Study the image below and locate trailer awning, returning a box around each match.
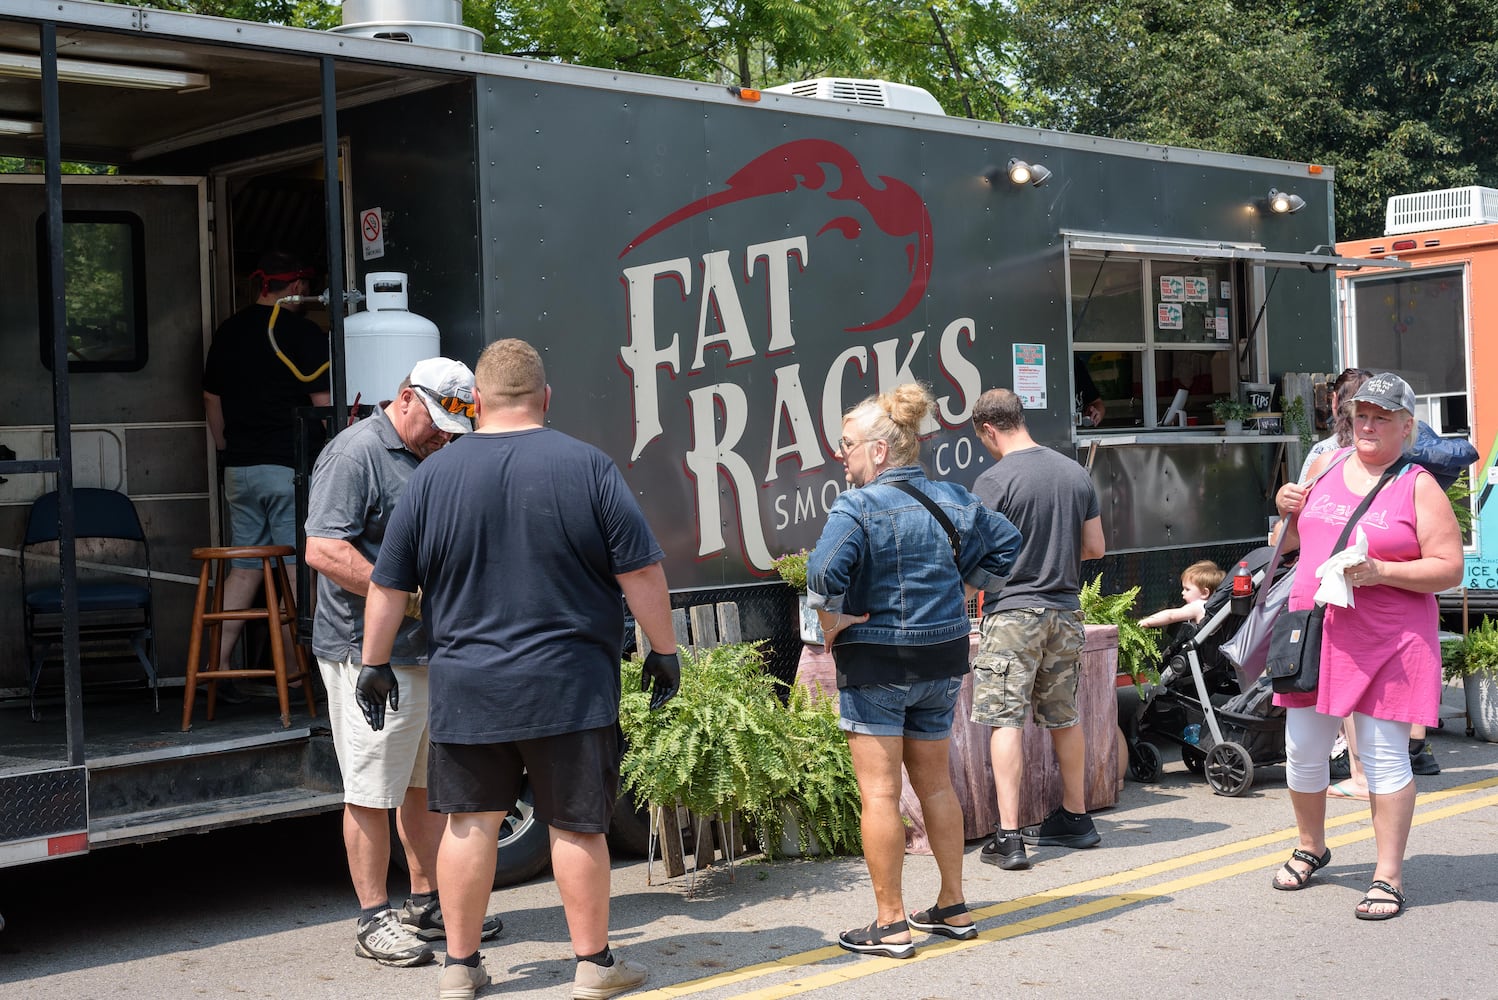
[1065,233,1410,271]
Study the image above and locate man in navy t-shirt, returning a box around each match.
[359,339,680,1000]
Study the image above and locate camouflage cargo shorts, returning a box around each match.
[970,607,1086,729]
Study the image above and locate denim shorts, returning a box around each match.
[838,675,964,740]
[223,464,297,569]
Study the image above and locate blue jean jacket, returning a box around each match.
[806,465,1021,646]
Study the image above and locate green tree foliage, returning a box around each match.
[116,0,339,29]
[1004,0,1498,239]
[1291,0,1498,238]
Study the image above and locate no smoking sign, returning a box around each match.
[360,207,385,260]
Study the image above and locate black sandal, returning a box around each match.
[908,901,977,941]
[1271,847,1331,891]
[837,919,915,959]
[1355,879,1406,920]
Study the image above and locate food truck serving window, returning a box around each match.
[1068,251,1243,430]
[35,210,148,373]
[1347,266,1470,436]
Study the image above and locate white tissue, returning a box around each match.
[1313,526,1369,608]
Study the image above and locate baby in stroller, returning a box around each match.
[1120,545,1294,795]
[1139,560,1225,629]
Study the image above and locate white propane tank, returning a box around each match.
[342,272,440,407]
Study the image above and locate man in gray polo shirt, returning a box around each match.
[304,356,499,968]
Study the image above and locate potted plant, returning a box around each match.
[775,682,863,857]
[773,549,822,643]
[1210,396,1255,434]
[1442,616,1498,743]
[1081,574,1161,687]
[618,642,861,860]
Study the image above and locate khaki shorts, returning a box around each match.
[970,608,1085,729]
[318,656,429,809]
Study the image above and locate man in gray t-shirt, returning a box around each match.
[969,388,1105,872]
[304,357,499,967]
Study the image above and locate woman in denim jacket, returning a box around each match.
[807,383,1021,959]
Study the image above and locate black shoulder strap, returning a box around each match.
[887,479,960,564]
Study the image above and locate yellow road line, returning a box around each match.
[637,776,1498,1000]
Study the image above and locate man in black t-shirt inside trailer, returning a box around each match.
[201,250,330,691]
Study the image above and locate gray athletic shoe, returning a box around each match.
[399,896,504,942]
[437,960,490,1000]
[572,957,648,1000]
[355,908,435,967]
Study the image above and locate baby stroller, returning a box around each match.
[1121,543,1294,795]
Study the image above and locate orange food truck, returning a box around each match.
[1335,186,1498,623]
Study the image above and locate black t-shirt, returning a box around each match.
[202,304,330,468]
[371,428,665,743]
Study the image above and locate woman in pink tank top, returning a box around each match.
[1269,373,1462,920]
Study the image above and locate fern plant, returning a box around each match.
[619,642,861,859]
[1445,471,1474,537]
[1442,616,1498,682]
[777,682,862,857]
[1080,573,1161,683]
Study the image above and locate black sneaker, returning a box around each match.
[399,897,504,942]
[979,829,1030,870]
[1410,742,1440,776]
[1328,747,1351,779]
[1021,808,1101,849]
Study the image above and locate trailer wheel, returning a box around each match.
[1128,741,1162,783]
[387,772,553,887]
[1205,741,1254,796]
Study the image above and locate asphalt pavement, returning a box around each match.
[2,704,1496,1000]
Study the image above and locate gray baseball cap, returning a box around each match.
[1348,371,1416,416]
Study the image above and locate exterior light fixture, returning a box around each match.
[1267,188,1305,214]
[1006,157,1052,187]
[0,51,210,92]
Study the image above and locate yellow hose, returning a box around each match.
[267,301,331,383]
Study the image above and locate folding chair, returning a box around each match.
[20,488,159,721]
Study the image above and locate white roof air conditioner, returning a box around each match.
[762,78,946,116]
[1384,186,1498,235]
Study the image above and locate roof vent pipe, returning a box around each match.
[331,0,483,51]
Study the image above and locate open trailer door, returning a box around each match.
[0,173,210,865]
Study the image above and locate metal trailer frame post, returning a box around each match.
[40,22,85,766]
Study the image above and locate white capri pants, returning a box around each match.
[1284,707,1413,795]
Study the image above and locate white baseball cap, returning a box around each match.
[408,357,476,434]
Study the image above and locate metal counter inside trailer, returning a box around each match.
[0,0,1394,871]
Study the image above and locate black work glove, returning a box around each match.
[641,650,681,711]
[355,662,398,731]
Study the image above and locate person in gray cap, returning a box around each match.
[304,357,501,968]
[1271,371,1462,920]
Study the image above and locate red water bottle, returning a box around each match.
[1230,561,1252,614]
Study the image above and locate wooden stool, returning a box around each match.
[181,545,317,731]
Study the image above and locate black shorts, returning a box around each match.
[426,724,621,834]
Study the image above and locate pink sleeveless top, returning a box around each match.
[1275,451,1442,724]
